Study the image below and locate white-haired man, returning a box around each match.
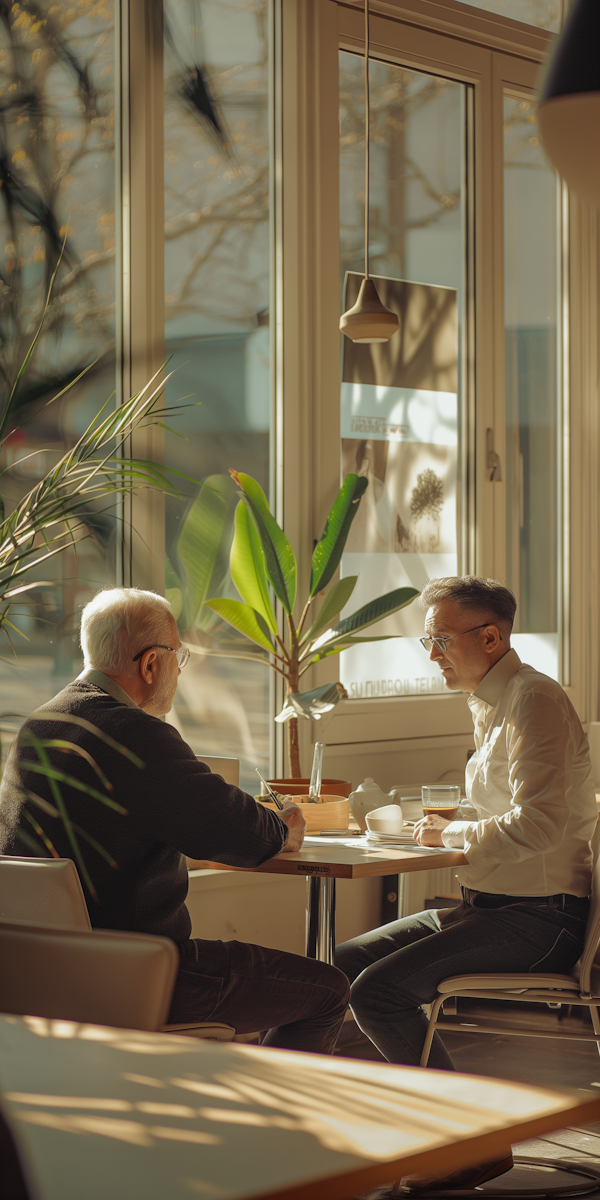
[0,587,349,1053]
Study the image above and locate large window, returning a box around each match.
[338,52,467,699]
[0,2,115,750]
[457,0,559,31]
[503,95,561,679]
[162,0,271,790]
[0,0,594,775]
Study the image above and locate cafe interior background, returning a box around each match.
[0,0,597,967]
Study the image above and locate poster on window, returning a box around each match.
[340,273,458,698]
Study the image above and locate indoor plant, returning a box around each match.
[175,469,419,777]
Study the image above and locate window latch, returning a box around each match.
[486,428,502,482]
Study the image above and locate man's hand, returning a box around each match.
[278,800,306,852]
[413,814,451,848]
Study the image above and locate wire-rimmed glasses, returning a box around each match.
[132,644,191,668]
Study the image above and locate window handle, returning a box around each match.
[486,428,502,482]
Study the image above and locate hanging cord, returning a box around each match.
[364,0,370,280]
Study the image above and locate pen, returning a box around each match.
[255,767,284,810]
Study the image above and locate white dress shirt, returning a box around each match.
[441,648,598,897]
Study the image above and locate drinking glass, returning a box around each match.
[421,785,461,820]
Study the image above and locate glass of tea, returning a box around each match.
[421,784,461,820]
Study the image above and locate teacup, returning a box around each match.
[365,804,406,836]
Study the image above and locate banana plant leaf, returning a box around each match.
[230,470,297,614]
[204,597,275,654]
[310,474,368,597]
[310,587,420,652]
[230,501,277,634]
[303,633,397,667]
[176,474,237,627]
[301,575,358,645]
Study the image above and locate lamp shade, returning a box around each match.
[339,278,400,343]
[537,0,600,205]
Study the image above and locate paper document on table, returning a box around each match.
[377,843,449,853]
[305,835,371,847]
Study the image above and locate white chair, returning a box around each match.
[420,851,600,1066]
[0,856,235,1040]
[0,921,179,1031]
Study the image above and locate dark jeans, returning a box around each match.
[335,892,589,1070]
[168,938,350,1054]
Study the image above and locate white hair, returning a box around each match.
[80,588,174,674]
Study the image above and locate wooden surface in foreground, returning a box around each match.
[2,1014,600,1200]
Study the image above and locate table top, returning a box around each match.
[194,834,466,879]
[2,1014,600,1200]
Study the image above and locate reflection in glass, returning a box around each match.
[457,0,559,31]
[504,96,560,677]
[339,52,466,699]
[163,0,271,789]
[0,3,116,751]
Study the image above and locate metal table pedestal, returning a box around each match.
[306,876,336,962]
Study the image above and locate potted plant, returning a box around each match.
[171,469,419,778]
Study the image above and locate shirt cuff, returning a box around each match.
[441,820,469,849]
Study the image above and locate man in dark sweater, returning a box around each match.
[0,587,349,1052]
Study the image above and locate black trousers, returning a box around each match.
[169,937,350,1054]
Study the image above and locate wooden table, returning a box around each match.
[3,1014,600,1200]
[196,836,466,963]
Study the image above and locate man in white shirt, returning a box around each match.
[336,576,597,1183]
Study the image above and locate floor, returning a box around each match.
[335,999,600,1194]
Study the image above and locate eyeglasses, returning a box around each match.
[419,624,493,653]
[132,645,191,668]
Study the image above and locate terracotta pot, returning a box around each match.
[266,777,351,798]
[258,795,349,833]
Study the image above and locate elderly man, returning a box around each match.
[0,587,349,1052]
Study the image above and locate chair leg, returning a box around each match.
[420,994,446,1067]
[588,1005,600,1056]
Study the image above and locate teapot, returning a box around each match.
[349,777,402,830]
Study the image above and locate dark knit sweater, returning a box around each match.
[0,678,288,942]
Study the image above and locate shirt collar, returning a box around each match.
[470,647,522,709]
[77,667,139,709]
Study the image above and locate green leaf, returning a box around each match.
[230,502,277,634]
[313,587,420,650]
[230,470,296,614]
[302,576,358,645]
[17,762,128,813]
[176,475,237,627]
[310,474,368,597]
[204,598,275,654]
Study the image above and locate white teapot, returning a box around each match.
[349,777,402,830]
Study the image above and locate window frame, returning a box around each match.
[277,0,598,767]
[117,0,599,779]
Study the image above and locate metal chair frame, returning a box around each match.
[421,851,600,1067]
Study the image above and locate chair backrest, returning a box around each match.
[196,756,240,787]
[578,849,600,994]
[0,856,91,931]
[0,922,178,1031]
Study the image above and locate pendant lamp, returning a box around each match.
[537,0,600,206]
[339,0,399,343]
